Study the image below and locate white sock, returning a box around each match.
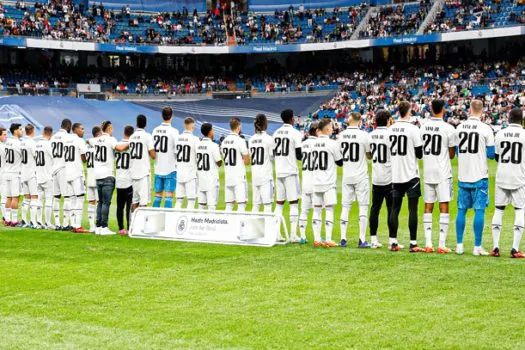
[88,203,96,230]
[22,200,30,223]
[263,204,272,213]
[175,199,183,209]
[53,199,61,226]
[359,205,368,243]
[289,203,298,237]
[225,203,234,211]
[325,207,334,242]
[45,204,53,226]
[439,213,449,248]
[36,199,43,224]
[74,196,84,228]
[252,204,260,213]
[299,207,309,239]
[186,199,195,209]
[274,203,283,217]
[513,208,524,251]
[63,197,71,227]
[371,234,378,244]
[12,209,18,223]
[492,208,504,249]
[340,205,350,241]
[312,207,322,242]
[423,212,433,247]
[0,197,5,218]
[30,200,38,225]
[209,205,216,211]
[5,208,11,222]
[237,203,246,212]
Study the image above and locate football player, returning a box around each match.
[65,123,88,233]
[3,123,23,226]
[35,126,55,229]
[249,114,274,213]
[175,117,199,209]
[85,126,100,233]
[298,122,318,244]
[20,124,38,228]
[115,125,134,235]
[196,122,223,210]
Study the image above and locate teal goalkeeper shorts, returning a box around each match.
[457,179,489,210]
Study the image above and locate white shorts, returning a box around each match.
[4,176,21,197]
[342,179,370,206]
[495,185,525,208]
[37,180,53,201]
[67,177,85,197]
[424,179,453,203]
[53,169,68,197]
[177,178,197,199]
[276,175,301,202]
[301,192,313,211]
[132,175,150,206]
[225,182,247,203]
[198,182,219,207]
[22,177,38,196]
[87,186,98,202]
[252,180,274,206]
[313,187,337,207]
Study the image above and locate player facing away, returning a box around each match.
[85,126,100,233]
[196,122,223,210]
[35,126,55,229]
[388,101,425,252]
[455,100,495,256]
[115,125,134,235]
[65,123,88,233]
[491,108,525,258]
[175,117,199,209]
[273,109,303,241]
[20,124,39,228]
[298,122,319,244]
[3,123,23,226]
[369,110,393,249]
[421,99,458,253]
[338,112,372,248]
[249,114,275,213]
[129,115,156,212]
[0,127,7,222]
[222,117,250,212]
[311,118,343,247]
[152,107,179,208]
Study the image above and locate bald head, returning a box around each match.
[470,100,484,117]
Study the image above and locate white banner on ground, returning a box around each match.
[129,208,288,247]
[76,83,101,93]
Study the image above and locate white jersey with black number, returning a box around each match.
[86,143,96,187]
[64,134,87,181]
[388,120,422,183]
[35,139,54,184]
[152,123,179,176]
[116,139,132,189]
[421,118,457,184]
[312,135,343,193]
[301,136,317,193]
[249,131,274,186]
[338,126,370,185]
[196,138,222,191]
[92,134,118,180]
[50,129,71,174]
[369,127,392,186]
[129,128,154,181]
[495,124,525,190]
[221,133,248,187]
[175,131,199,183]
[456,117,495,183]
[20,137,37,181]
[273,124,303,178]
[3,137,22,178]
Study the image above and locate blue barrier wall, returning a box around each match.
[88,0,206,12]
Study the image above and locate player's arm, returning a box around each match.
[364,134,372,160]
[115,142,129,152]
[412,128,423,159]
[334,143,343,167]
[213,145,223,167]
[79,140,87,163]
[486,128,496,160]
[448,127,458,159]
[240,142,250,166]
[148,136,156,160]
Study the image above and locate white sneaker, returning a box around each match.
[98,227,116,236]
[44,224,55,230]
[89,226,96,233]
[456,244,464,255]
[473,247,489,256]
[371,241,383,249]
[94,227,101,235]
[289,235,301,243]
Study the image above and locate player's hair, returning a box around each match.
[10,123,21,135]
[509,107,523,125]
[281,109,294,124]
[318,118,331,132]
[25,124,35,135]
[471,99,484,114]
[137,114,147,129]
[229,117,241,131]
[201,122,213,137]
[61,118,72,131]
[184,117,195,125]
[124,125,135,137]
[431,99,445,115]
[92,126,102,137]
[308,121,319,137]
[72,123,83,132]
[101,121,112,132]
[162,107,173,121]
[0,127,6,136]
[350,112,361,122]
[254,114,268,133]
[375,109,391,127]
[43,126,53,136]
[398,101,411,118]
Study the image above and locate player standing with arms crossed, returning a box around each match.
[249,114,274,213]
[175,117,199,209]
[298,122,318,244]
[115,126,134,235]
[152,107,179,208]
[20,124,39,228]
[421,100,457,253]
[338,112,372,248]
[85,126,100,233]
[455,100,495,256]
[388,101,425,252]
[196,123,223,210]
[35,126,54,229]
[3,124,23,226]
[273,109,303,241]
[490,108,525,258]
[65,123,88,233]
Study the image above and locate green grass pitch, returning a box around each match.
[1,159,525,348]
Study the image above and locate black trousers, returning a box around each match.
[369,184,394,238]
[116,186,132,230]
[388,178,421,241]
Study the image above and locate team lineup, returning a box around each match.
[0,100,524,258]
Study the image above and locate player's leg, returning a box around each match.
[423,182,436,251]
[472,180,489,256]
[73,179,86,232]
[153,175,164,208]
[199,189,208,210]
[61,175,72,230]
[164,171,176,208]
[99,177,116,234]
[340,183,352,247]
[186,179,197,209]
[510,187,525,258]
[274,177,286,218]
[225,185,234,211]
[29,178,39,228]
[259,180,273,214]
[286,175,301,241]
[251,184,261,213]
[0,178,5,222]
[116,187,126,232]
[357,179,370,248]
[4,179,13,225]
[43,181,54,229]
[388,184,404,251]
[406,178,423,252]
[312,192,323,246]
[20,184,30,227]
[235,182,247,212]
[175,180,185,209]
[490,185,506,257]
[208,182,219,211]
[323,188,337,247]
[87,187,97,232]
[369,185,385,248]
[125,185,133,231]
[437,178,453,253]
[10,177,21,225]
[298,192,311,243]
[455,183,472,255]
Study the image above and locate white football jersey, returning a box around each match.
[85,143,96,187]
[0,142,5,177]
[3,137,22,177]
[495,124,525,190]
[388,120,422,183]
[115,139,132,189]
[196,137,222,191]
[301,136,317,193]
[64,134,87,181]
[273,124,303,178]
[249,131,274,186]
[312,135,343,193]
[221,133,248,187]
[20,137,37,181]
[456,117,495,183]
[421,117,457,184]
[152,123,179,176]
[175,131,199,183]
[35,139,54,184]
[92,134,118,180]
[129,128,154,181]
[370,127,392,186]
[338,126,370,185]
[50,129,71,174]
